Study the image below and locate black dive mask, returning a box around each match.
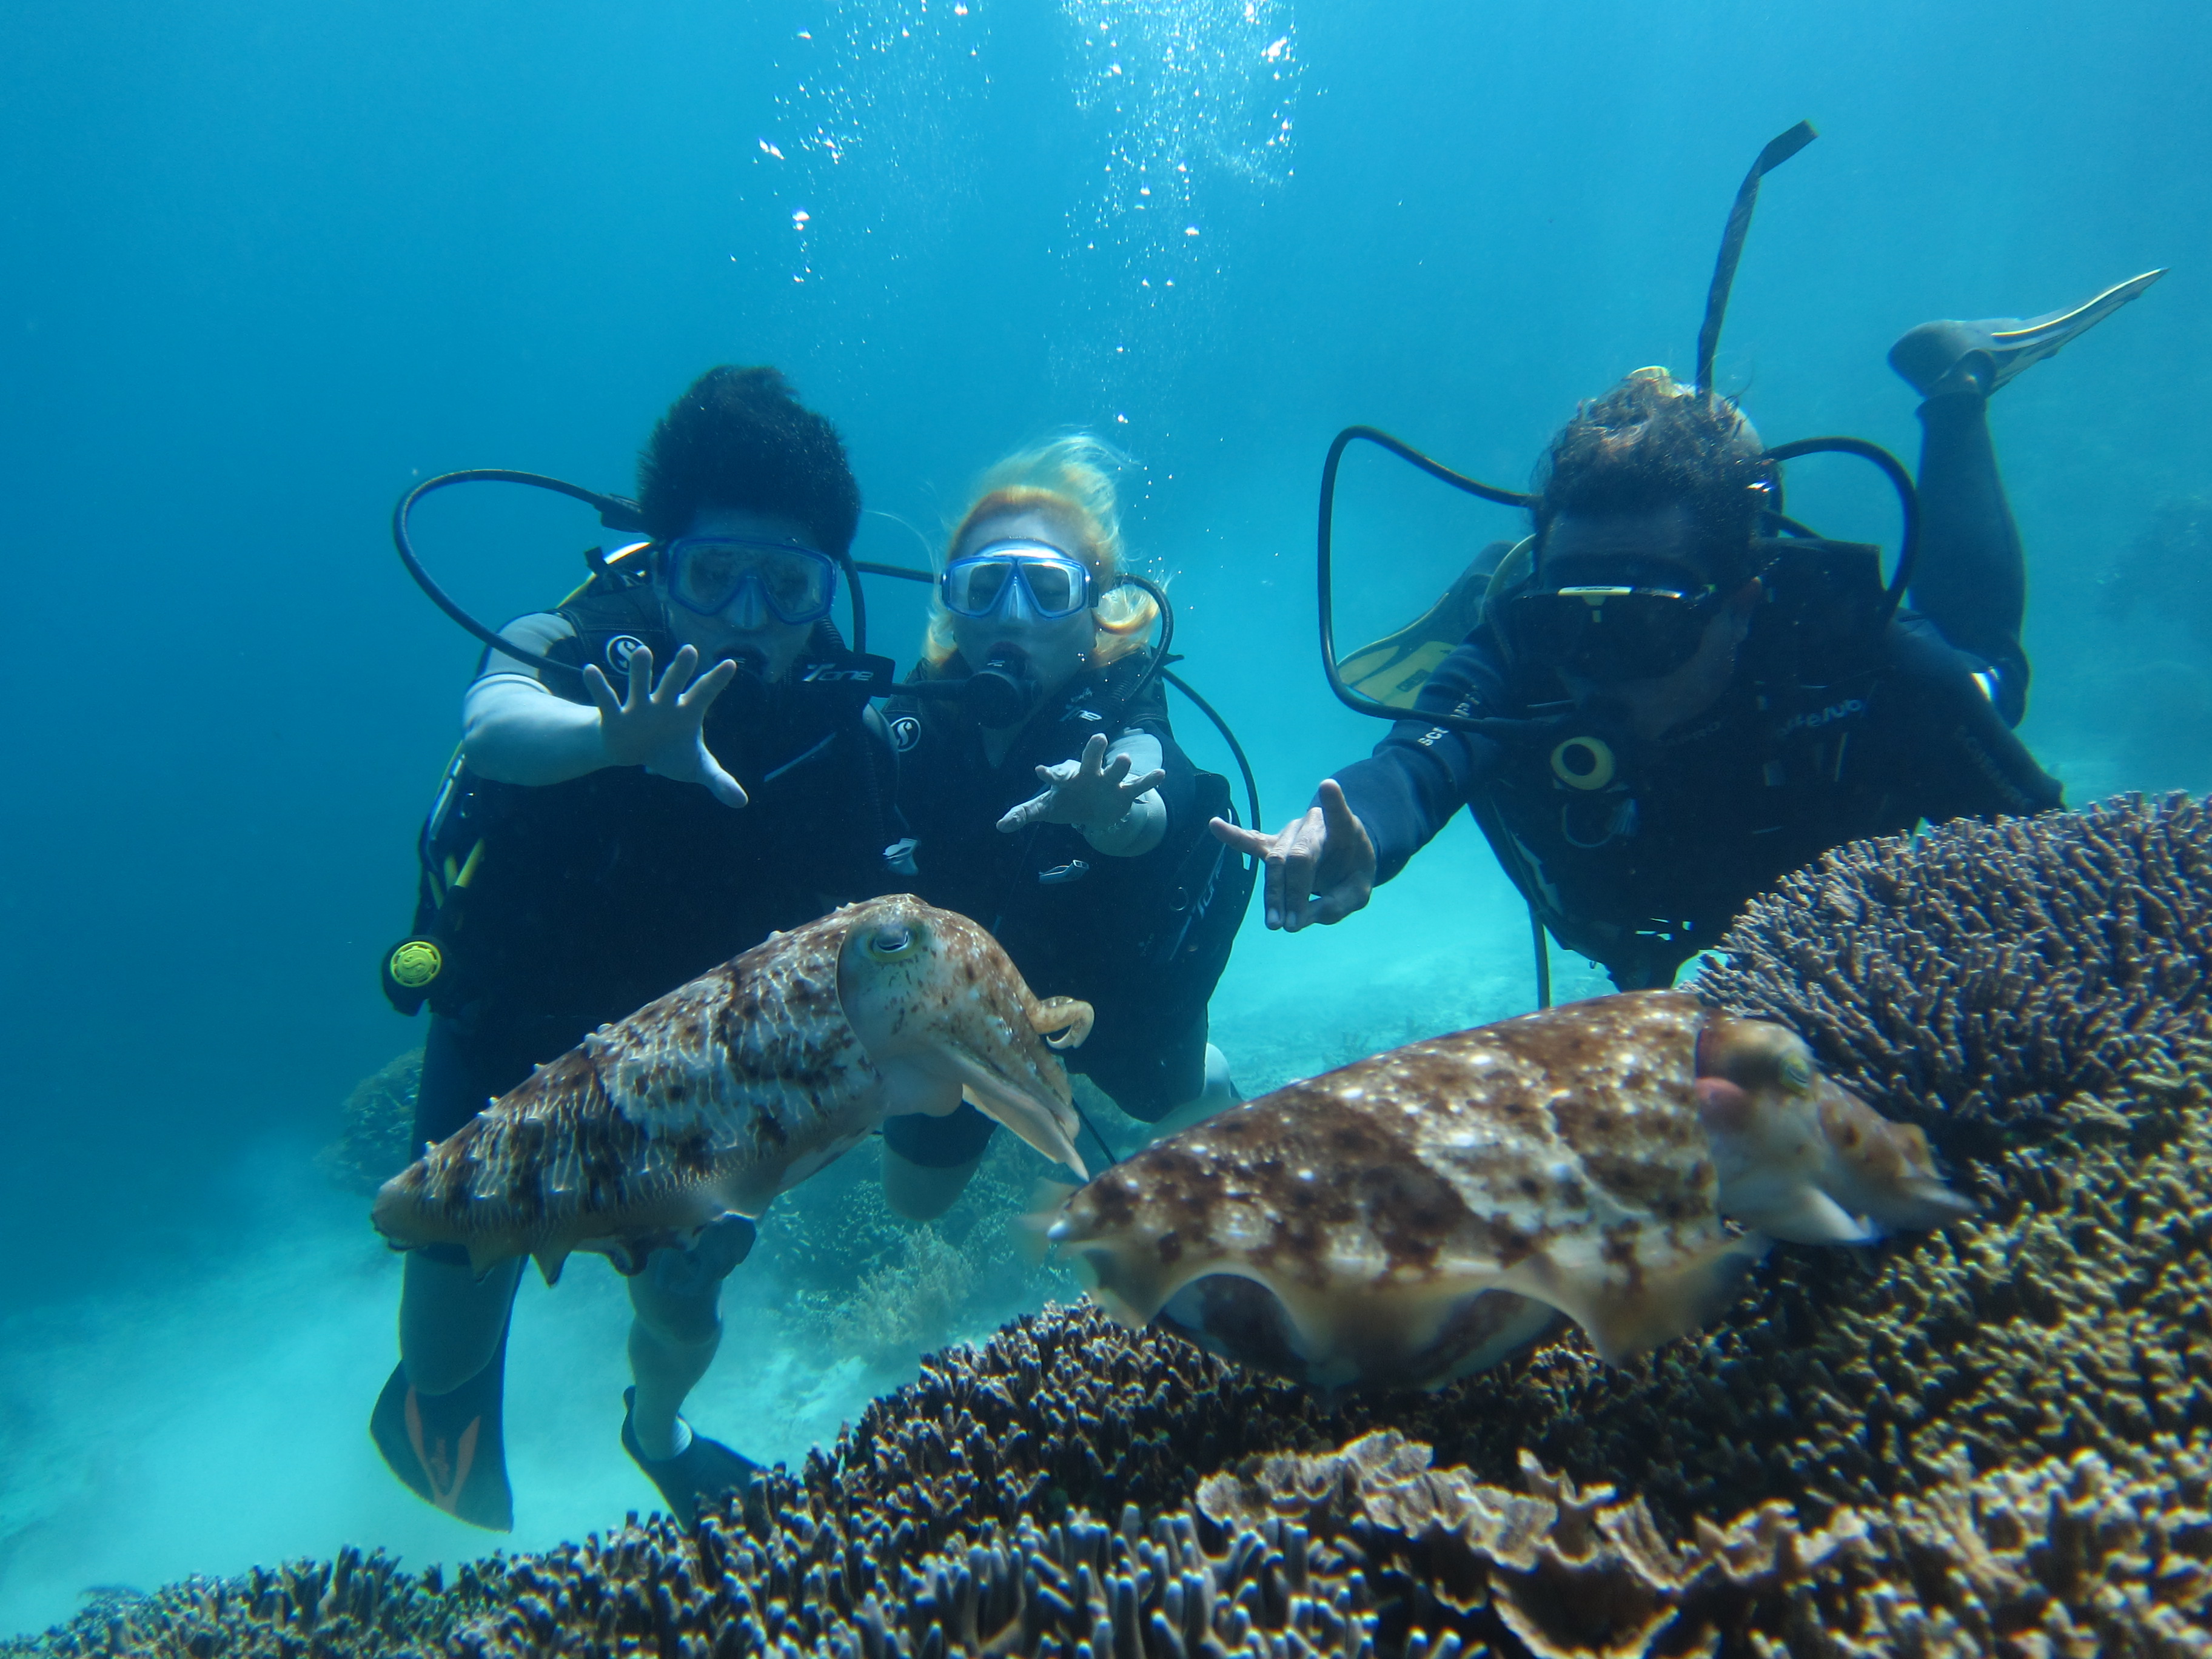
[1506,582,1725,683]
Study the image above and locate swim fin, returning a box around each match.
[620,1387,767,1528]
[1888,269,2165,398]
[1336,541,1517,710]
[370,1326,514,1532]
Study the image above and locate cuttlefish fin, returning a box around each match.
[1504,1232,1771,1366]
[950,1065,1089,1180]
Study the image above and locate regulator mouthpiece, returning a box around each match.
[965,649,1041,728]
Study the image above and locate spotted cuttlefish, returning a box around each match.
[372,896,1093,1281]
[1047,990,1971,1392]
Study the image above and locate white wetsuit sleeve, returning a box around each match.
[460,614,612,786]
[1076,729,1168,858]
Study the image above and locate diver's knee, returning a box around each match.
[882,1145,982,1221]
[628,1219,749,1342]
[398,1252,520,1395]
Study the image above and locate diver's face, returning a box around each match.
[1541,504,1757,739]
[660,505,823,683]
[947,506,1097,708]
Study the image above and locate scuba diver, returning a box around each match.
[880,437,1247,1217]
[1215,268,2162,990]
[372,366,901,1530]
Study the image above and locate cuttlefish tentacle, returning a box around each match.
[372,896,1090,1282]
[1031,996,1094,1050]
[1048,990,1969,1393]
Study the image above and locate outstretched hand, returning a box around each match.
[1208,778,1376,931]
[998,732,1167,834]
[581,643,748,808]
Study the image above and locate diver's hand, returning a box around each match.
[1208,779,1375,931]
[581,644,748,808]
[997,732,1167,835]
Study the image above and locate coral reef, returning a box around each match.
[1695,794,2212,1133]
[25,797,2212,1656]
[22,1428,2201,1658]
[318,1050,423,1196]
[1,1547,510,1659]
[757,1134,1082,1370]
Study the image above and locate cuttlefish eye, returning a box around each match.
[866,924,919,961]
[1778,1051,1815,1092]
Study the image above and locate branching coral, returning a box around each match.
[317,1050,424,1195]
[1695,794,2212,1133]
[30,1431,2196,1658]
[2,1547,511,1659]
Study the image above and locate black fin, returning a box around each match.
[370,1324,514,1532]
[620,1387,766,1529]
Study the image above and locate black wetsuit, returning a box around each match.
[882,649,1248,1164]
[1332,389,2062,990]
[397,583,900,1163]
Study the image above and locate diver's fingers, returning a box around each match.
[997,789,1053,834]
[1316,779,1362,845]
[620,646,655,714]
[1315,779,1376,882]
[1123,767,1167,800]
[1208,816,1273,858]
[699,749,749,810]
[1079,732,1110,774]
[1270,807,1330,932]
[1099,750,1134,785]
[651,644,699,704]
[581,663,623,719]
[1306,874,1374,927]
[677,655,739,714]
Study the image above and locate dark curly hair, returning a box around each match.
[635,366,862,554]
[1532,370,1774,587]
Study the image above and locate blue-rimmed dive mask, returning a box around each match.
[939,540,1097,622]
[659,535,839,626]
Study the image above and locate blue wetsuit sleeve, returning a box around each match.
[1327,638,1509,883]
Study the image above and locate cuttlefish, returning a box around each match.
[373,896,1092,1281]
[1048,991,1971,1392]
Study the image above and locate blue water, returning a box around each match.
[1,0,2205,1633]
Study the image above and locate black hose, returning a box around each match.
[1162,669,1261,834]
[1758,436,1920,620]
[1316,426,1548,739]
[1116,571,1174,709]
[392,470,648,679]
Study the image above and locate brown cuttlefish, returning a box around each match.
[1047,990,1971,1392]
[373,896,1092,1281]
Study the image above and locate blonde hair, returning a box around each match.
[922,434,1161,667]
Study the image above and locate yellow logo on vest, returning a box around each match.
[389,940,444,989]
[1549,736,1617,792]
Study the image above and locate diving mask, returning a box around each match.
[660,535,839,625]
[1507,582,1726,682]
[940,541,1096,621]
